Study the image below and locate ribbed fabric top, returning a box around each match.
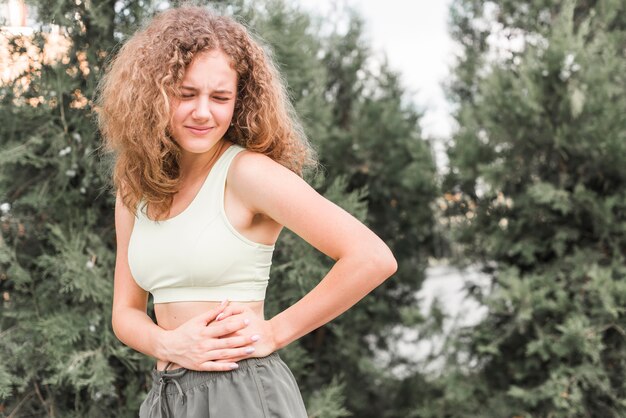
[127,144,275,303]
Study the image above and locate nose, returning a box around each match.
[192,95,212,121]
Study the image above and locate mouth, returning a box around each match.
[185,126,214,135]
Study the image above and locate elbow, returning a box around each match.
[386,252,398,277]
[380,249,398,279]
[367,242,398,283]
[111,311,121,341]
[111,306,126,343]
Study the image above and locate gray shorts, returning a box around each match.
[138,352,308,417]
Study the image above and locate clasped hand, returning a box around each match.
[162,301,278,371]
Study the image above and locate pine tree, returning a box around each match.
[435,0,626,416]
[0,1,157,415]
[287,7,438,417]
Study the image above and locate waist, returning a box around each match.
[151,284,267,304]
[151,352,283,391]
[154,300,265,371]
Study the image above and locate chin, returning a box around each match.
[179,139,223,154]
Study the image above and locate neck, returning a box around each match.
[178,139,227,181]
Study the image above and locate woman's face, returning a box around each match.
[168,49,238,159]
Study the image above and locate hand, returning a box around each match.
[162,302,260,371]
[212,305,279,363]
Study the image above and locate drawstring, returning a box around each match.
[148,362,187,418]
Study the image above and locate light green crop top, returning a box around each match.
[127,144,275,303]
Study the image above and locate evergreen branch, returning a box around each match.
[7,390,34,418]
[599,323,626,337]
[0,326,16,340]
[57,89,69,136]
[33,381,52,417]
[0,137,41,168]
[7,171,48,202]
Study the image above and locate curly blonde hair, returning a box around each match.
[96,5,317,218]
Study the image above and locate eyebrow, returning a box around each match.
[180,85,234,95]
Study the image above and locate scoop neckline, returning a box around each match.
[143,144,235,223]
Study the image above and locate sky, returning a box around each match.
[296,0,456,168]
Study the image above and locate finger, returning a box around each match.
[216,330,242,340]
[206,346,256,361]
[198,361,241,372]
[211,335,260,350]
[215,306,245,322]
[204,317,250,338]
[214,355,248,363]
[198,300,230,325]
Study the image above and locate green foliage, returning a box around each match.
[0,2,153,415]
[432,0,626,416]
[306,376,352,418]
[0,0,437,416]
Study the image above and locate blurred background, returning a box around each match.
[0,0,624,417]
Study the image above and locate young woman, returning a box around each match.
[97,5,397,417]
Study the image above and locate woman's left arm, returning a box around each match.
[228,151,398,352]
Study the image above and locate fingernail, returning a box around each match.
[230,363,239,369]
[216,313,225,321]
[246,347,255,354]
[220,300,228,307]
[244,318,250,325]
[251,334,261,342]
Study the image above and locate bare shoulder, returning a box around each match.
[230,148,291,181]
[115,189,136,239]
[228,148,304,213]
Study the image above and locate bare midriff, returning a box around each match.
[154,300,265,371]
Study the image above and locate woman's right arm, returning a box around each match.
[111,191,254,371]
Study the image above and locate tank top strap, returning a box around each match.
[214,144,246,188]
[191,143,245,215]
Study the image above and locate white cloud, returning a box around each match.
[297,0,454,139]
[296,0,455,172]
